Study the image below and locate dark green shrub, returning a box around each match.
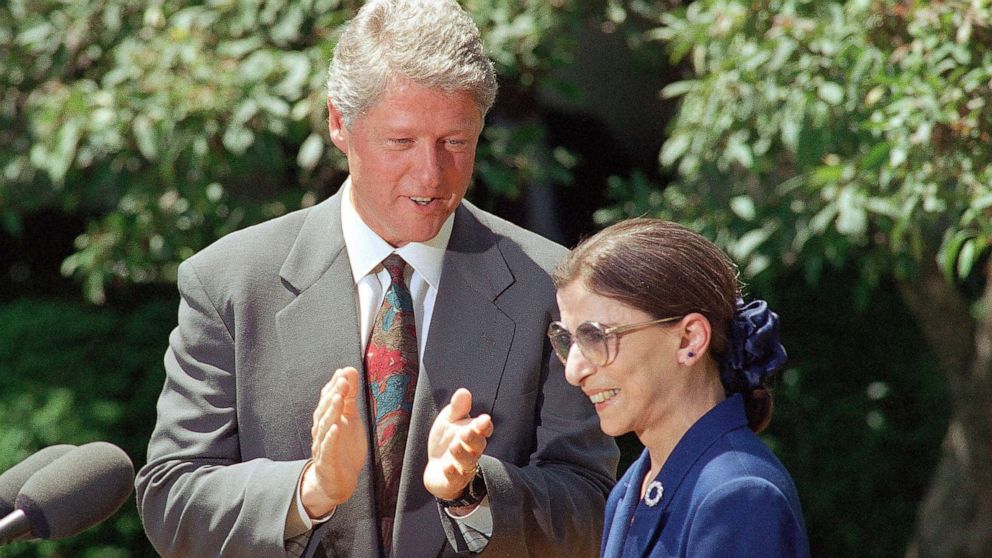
[0,297,174,558]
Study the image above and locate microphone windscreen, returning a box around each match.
[15,442,135,540]
[0,445,76,517]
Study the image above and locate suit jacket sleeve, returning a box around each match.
[135,260,307,558]
[685,478,810,558]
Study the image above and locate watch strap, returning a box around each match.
[437,470,487,508]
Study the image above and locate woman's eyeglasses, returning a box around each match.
[547,316,682,366]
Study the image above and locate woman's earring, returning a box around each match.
[687,351,695,358]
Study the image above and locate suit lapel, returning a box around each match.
[392,204,516,556]
[277,191,378,557]
[276,192,365,456]
[422,203,515,415]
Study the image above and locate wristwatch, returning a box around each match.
[437,468,487,508]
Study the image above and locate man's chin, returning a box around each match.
[384,224,448,247]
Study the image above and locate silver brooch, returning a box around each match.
[645,480,664,507]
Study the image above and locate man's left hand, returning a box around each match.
[424,388,494,502]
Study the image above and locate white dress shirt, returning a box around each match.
[289,178,492,551]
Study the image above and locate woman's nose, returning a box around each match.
[563,345,594,387]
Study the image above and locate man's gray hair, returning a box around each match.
[326,0,498,128]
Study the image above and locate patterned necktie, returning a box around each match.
[364,254,418,557]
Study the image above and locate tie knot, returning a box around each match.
[381,254,407,283]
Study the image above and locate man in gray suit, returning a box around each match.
[135,1,618,556]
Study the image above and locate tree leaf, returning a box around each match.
[818,82,844,105]
[296,133,324,171]
[836,187,867,236]
[660,134,690,167]
[862,142,890,171]
[660,79,697,99]
[957,237,977,279]
[730,196,756,221]
[133,115,158,161]
[939,229,972,283]
[732,226,773,261]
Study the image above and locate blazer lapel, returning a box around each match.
[277,191,378,557]
[625,396,750,558]
[602,452,649,558]
[392,203,516,556]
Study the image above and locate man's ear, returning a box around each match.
[327,98,349,153]
[679,313,712,365]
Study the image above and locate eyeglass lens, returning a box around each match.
[548,322,610,365]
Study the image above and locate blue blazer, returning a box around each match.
[602,394,810,558]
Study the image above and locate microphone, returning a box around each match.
[0,445,76,517]
[0,442,134,545]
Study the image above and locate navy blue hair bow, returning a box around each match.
[720,298,788,390]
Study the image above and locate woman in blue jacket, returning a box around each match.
[549,218,810,558]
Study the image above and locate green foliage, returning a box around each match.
[476,121,576,201]
[1,0,352,303]
[764,269,947,557]
[606,0,992,292]
[0,298,175,557]
[466,0,582,91]
[0,0,584,303]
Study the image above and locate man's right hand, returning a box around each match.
[301,366,368,518]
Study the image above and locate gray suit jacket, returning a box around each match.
[135,191,618,557]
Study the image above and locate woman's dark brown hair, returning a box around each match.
[553,218,773,432]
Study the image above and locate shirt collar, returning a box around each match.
[340,176,453,289]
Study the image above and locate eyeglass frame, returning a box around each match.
[547,315,683,366]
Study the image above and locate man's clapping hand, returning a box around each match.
[301,367,368,518]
